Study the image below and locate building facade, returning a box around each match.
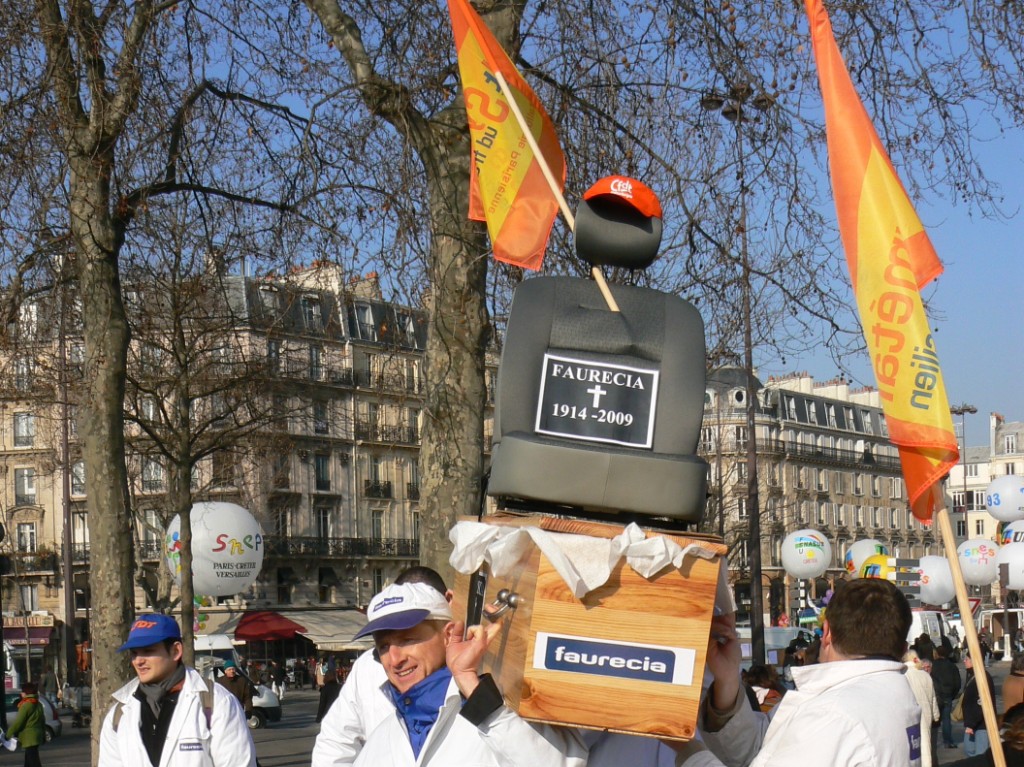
[0,264,497,681]
[702,369,942,625]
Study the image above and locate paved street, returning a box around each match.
[24,662,1016,765]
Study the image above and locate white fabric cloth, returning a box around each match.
[449,521,725,601]
[904,664,939,767]
[98,666,256,767]
[349,676,587,767]
[697,659,922,767]
[312,649,392,767]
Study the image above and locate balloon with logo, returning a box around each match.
[165,502,264,596]
[1002,521,1024,547]
[781,529,832,579]
[859,553,894,580]
[996,543,1024,590]
[845,539,890,579]
[918,555,955,606]
[986,475,1024,522]
[957,538,999,586]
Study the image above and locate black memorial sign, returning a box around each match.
[535,354,659,448]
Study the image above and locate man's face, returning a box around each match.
[129,641,183,685]
[373,621,448,694]
[225,666,237,678]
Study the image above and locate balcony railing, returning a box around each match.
[407,483,420,501]
[263,535,419,559]
[355,421,419,445]
[759,439,902,471]
[14,493,36,507]
[10,550,58,573]
[277,361,355,386]
[364,480,393,499]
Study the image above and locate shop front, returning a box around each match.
[3,614,56,686]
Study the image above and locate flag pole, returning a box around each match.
[934,485,1006,767]
[492,71,620,313]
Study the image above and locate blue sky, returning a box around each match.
[761,129,1024,449]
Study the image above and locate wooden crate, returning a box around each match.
[451,513,726,741]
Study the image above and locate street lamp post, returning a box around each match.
[950,403,977,541]
[700,83,774,665]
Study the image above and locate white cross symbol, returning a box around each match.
[586,385,607,407]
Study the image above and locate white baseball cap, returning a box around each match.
[354,582,453,639]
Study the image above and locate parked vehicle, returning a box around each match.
[4,691,61,742]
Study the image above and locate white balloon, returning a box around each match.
[957,538,999,586]
[997,543,1024,590]
[781,529,832,579]
[844,539,889,578]
[918,555,955,606]
[985,475,1024,522]
[1001,521,1024,546]
[166,502,265,596]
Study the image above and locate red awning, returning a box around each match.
[234,611,308,641]
[3,627,52,647]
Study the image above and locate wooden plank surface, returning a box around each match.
[451,515,724,741]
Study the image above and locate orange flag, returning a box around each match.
[447,0,565,270]
[806,0,959,521]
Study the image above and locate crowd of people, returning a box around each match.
[82,563,1024,767]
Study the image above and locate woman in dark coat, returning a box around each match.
[315,668,341,723]
[963,654,997,757]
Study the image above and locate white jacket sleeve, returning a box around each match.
[463,676,587,767]
[699,690,769,767]
[97,706,124,767]
[210,685,258,767]
[476,708,588,767]
[311,689,366,767]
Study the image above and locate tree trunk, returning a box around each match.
[416,144,490,584]
[168,460,196,666]
[69,150,135,762]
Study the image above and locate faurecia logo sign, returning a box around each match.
[533,633,694,686]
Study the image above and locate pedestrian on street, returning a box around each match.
[963,653,997,757]
[269,660,287,701]
[933,644,963,749]
[216,660,254,719]
[315,668,340,724]
[905,649,940,767]
[98,614,256,767]
[947,702,1024,767]
[7,682,46,767]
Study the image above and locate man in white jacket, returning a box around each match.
[673,578,922,767]
[312,565,452,766]
[337,581,587,767]
[98,614,257,767]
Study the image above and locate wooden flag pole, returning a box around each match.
[934,486,1006,767]
[492,71,620,313]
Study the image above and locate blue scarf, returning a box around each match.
[388,667,453,758]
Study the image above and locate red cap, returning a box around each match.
[582,176,662,219]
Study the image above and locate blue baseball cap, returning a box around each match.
[118,614,183,652]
